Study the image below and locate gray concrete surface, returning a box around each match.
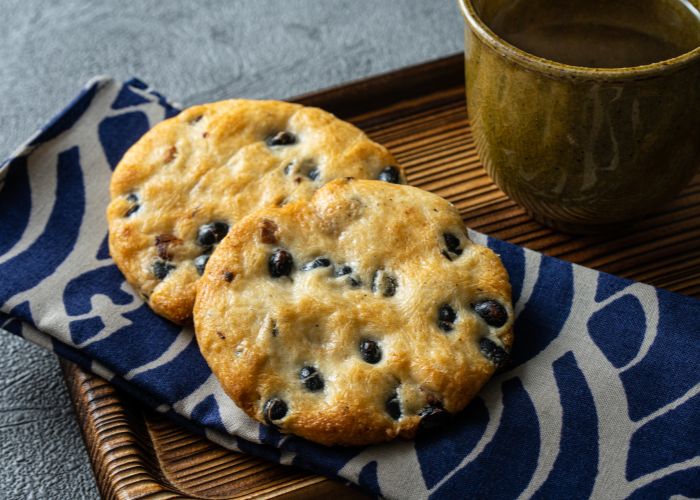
[0,1,463,498]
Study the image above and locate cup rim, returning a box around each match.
[459,0,700,81]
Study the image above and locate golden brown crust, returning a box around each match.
[107,100,404,323]
[193,179,513,446]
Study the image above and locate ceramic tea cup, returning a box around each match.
[459,0,700,233]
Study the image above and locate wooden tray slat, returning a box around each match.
[62,53,700,499]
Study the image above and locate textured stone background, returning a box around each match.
[0,1,462,498]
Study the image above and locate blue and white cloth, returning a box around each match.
[1,78,698,499]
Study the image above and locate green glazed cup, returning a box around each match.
[459,0,700,233]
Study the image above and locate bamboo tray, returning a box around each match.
[61,53,700,499]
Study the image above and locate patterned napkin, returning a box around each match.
[1,78,698,500]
